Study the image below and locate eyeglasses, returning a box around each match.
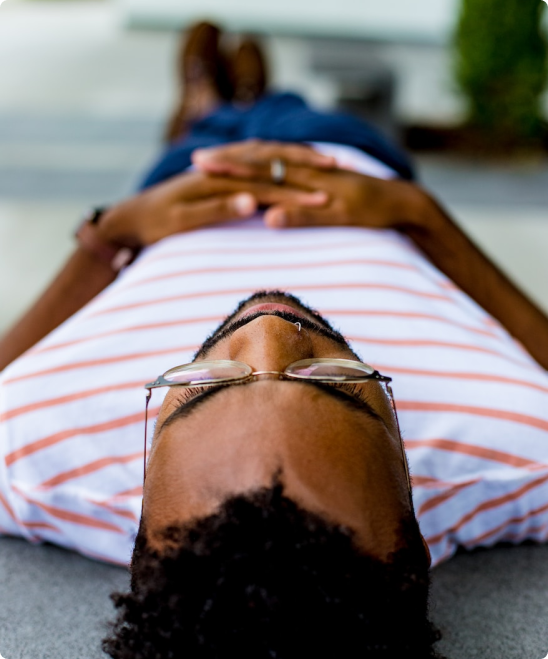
[143,358,410,493]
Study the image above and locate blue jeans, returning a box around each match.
[139,92,415,190]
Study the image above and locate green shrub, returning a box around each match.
[455,0,548,146]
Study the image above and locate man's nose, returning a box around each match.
[227,315,314,371]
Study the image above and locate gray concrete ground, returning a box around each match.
[2,533,548,659]
[0,2,548,658]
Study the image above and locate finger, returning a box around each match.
[175,193,258,231]
[192,141,265,178]
[191,157,254,179]
[193,140,329,168]
[246,186,329,208]
[193,151,336,179]
[264,204,336,229]
[184,174,329,207]
[278,143,336,169]
[192,141,336,179]
[194,160,334,195]
[274,163,334,189]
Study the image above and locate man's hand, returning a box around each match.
[192,140,425,232]
[196,139,548,370]
[261,168,422,232]
[192,139,336,179]
[97,168,328,247]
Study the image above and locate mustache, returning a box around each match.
[204,309,352,351]
[193,290,353,361]
[223,310,327,335]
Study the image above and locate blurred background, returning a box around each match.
[0,0,547,333]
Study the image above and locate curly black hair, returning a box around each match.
[103,483,443,659]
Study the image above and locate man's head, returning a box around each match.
[105,482,441,659]
[105,292,439,657]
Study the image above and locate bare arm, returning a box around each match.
[0,248,115,371]
[397,185,548,369]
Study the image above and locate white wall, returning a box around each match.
[117,0,461,43]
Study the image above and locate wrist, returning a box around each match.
[391,183,447,236]
[94,203,135,246]
[75,207,139,273]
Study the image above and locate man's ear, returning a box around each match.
[421,534,432,567]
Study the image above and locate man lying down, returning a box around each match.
[1,22,547,659]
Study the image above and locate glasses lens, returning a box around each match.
[162,361,252,385]
[286,358,376,381]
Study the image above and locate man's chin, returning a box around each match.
[192,290,350,361]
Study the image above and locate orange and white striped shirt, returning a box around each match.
[1,144,547,567]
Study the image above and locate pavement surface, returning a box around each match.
[0,2,547,658]
[2,533,548,659]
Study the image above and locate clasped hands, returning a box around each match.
[98,140,422,248]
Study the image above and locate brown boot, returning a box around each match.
[163,22,232,144]
[229,37,268,105]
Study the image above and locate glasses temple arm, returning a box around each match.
[144,389,152,484]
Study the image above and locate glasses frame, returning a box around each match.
[142,358,411,495]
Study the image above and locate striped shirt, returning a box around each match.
[0,144,547,567]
